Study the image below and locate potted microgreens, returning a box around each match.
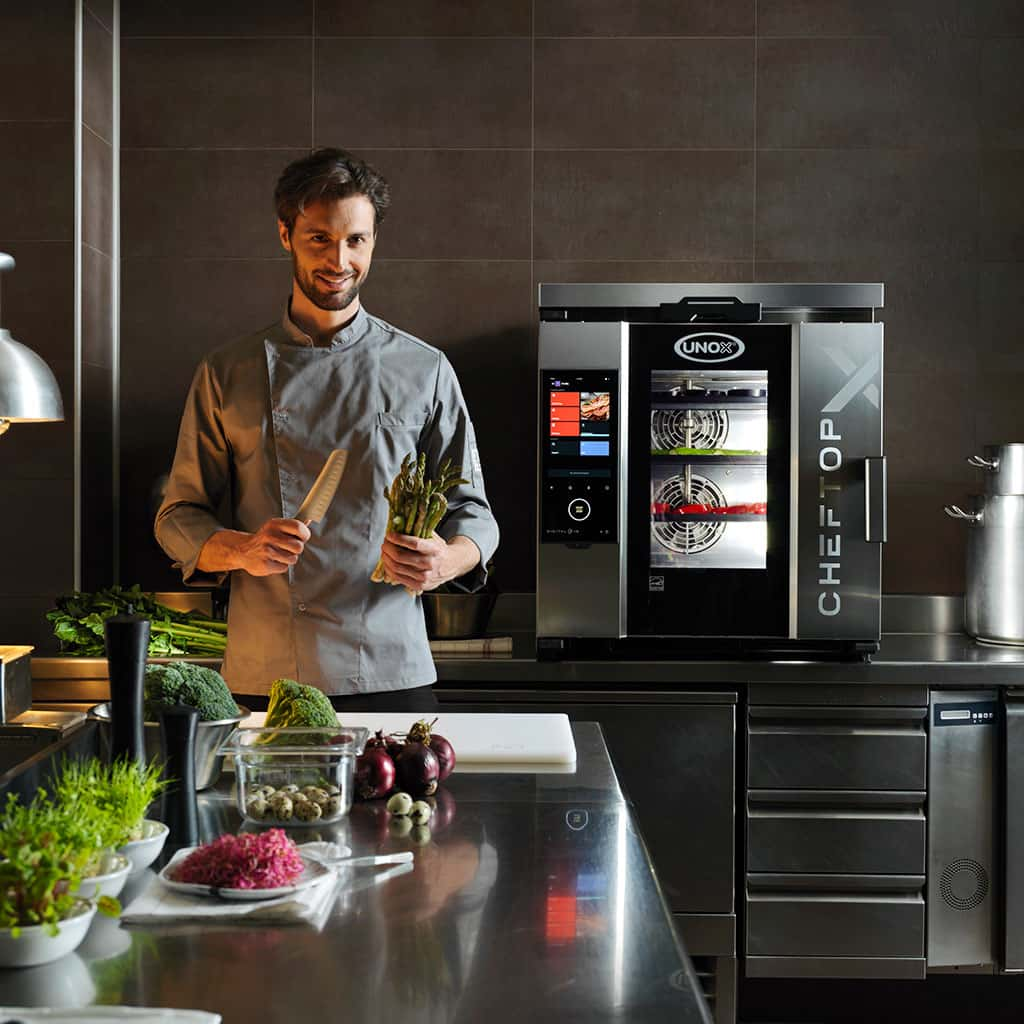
[0,790,120,967]
[54,756,170,876]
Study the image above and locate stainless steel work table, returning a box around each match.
[28,723,711,1024]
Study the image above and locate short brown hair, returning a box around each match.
[274,148,391,233]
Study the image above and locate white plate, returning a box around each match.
[158,847,330,901]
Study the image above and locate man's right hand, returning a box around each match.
[196,518,311,576]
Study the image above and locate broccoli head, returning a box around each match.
[143,662,240,722]
[264,678,336,729]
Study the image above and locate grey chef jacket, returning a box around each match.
[154,304,499,695]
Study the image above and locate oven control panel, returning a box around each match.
[541,370,618,543]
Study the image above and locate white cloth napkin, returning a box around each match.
[120,842,345,930]
[0,1010,220,1023]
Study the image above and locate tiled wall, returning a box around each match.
[116,0,1024,596]
[0,2,76,649]
[81,0,116,591]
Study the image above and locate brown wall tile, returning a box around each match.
[884,371,977,487]
[534,39,754,149]
[534,150,754,261]
[979,263,1024,373]
[981,40,1024,147]
[975,372,1024,445]
[2,242,75,369]
[316,0,530,36]
[535,0,754,36]
[360,150,531,260]
[884,483,968,594]
[0,596,67,654]
[121,149,305,259]
[981,151,1024,260]
[979,0,1024,35]
[0,479,75,598]
[0,124,74,241]
[83,127,113,256]
[534,261,755,288]
[758,0,978,36]
[122,0,313,37]
[84,7,113,143]
[0,1,75,121]
[315,38,531,149]
[756,259,977,376]
[758,37,978,149]
[122,38,312,148]
[757,150,978,263]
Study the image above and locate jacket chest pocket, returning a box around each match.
[375,411,429,472]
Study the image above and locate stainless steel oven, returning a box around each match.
[536,284,887,659]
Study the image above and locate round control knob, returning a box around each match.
[568,498,591,522]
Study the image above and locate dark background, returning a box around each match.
[2,0,1024,648]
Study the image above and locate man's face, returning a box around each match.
[278,195,377,313]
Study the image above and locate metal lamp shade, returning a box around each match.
[0,328,64,423]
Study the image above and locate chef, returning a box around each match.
[155,148,499,710]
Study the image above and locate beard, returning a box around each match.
[294,260,364,312]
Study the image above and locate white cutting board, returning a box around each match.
[241,711,577,767]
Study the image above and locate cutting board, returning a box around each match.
[241,711,577,767]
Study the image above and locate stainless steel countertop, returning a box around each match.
[31,723,710,1024]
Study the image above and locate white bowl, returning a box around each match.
[118,819,169,875]
[77,851,131,901]
[0,900,97,968]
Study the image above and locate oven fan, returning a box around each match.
[650,409,729,451]
[652,475,728,555]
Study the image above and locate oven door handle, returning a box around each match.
[865,456,887,543]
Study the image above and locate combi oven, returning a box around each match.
[536,284,887,660]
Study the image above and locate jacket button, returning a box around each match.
[297,603,307,613]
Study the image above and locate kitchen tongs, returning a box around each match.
[296,449,348,525]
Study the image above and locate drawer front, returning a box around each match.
[747,791,926,875]
[748,707,926,791]
[747,894,925,958]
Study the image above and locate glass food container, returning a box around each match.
[219,726,368,827]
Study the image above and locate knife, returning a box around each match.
[296,449,348,526]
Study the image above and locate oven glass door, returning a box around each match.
[625,322,792,637]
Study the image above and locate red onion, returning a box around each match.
[394,741,439,797]
[355,732,396,800]
[408,718,456,782]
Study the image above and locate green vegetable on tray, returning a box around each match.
[265,677,337,730]
[371,452,467,594]
[143,662,239,722]
[46,585,228,658]
[651,446,767,457]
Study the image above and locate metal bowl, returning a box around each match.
[422,591,497,640]
[89,702,248,791]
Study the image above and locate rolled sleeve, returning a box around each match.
[154,360,231,588]
[421,354,500,591]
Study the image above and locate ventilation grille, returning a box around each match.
[652,475,727,554]
[651,408,729,450]
[940,858,989,911]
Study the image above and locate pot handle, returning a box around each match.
[968,454,999,471]
[944,503,983,523]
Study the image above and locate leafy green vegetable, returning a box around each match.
[0,790,120,936]
[46,585,228,658]
[371,452,468,590]
[144,662,239,722]
[53,756,169,847]
[264,678,337,730]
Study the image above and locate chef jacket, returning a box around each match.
[154,304,499,695]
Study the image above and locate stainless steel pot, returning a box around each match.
[945,494,1024,645]
[967,444,1024,494]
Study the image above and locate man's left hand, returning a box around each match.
[379,533,479,594]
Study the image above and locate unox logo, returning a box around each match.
[673,332,745,363]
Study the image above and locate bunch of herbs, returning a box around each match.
[47,584,228,657]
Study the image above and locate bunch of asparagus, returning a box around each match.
[371,452,467,593]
